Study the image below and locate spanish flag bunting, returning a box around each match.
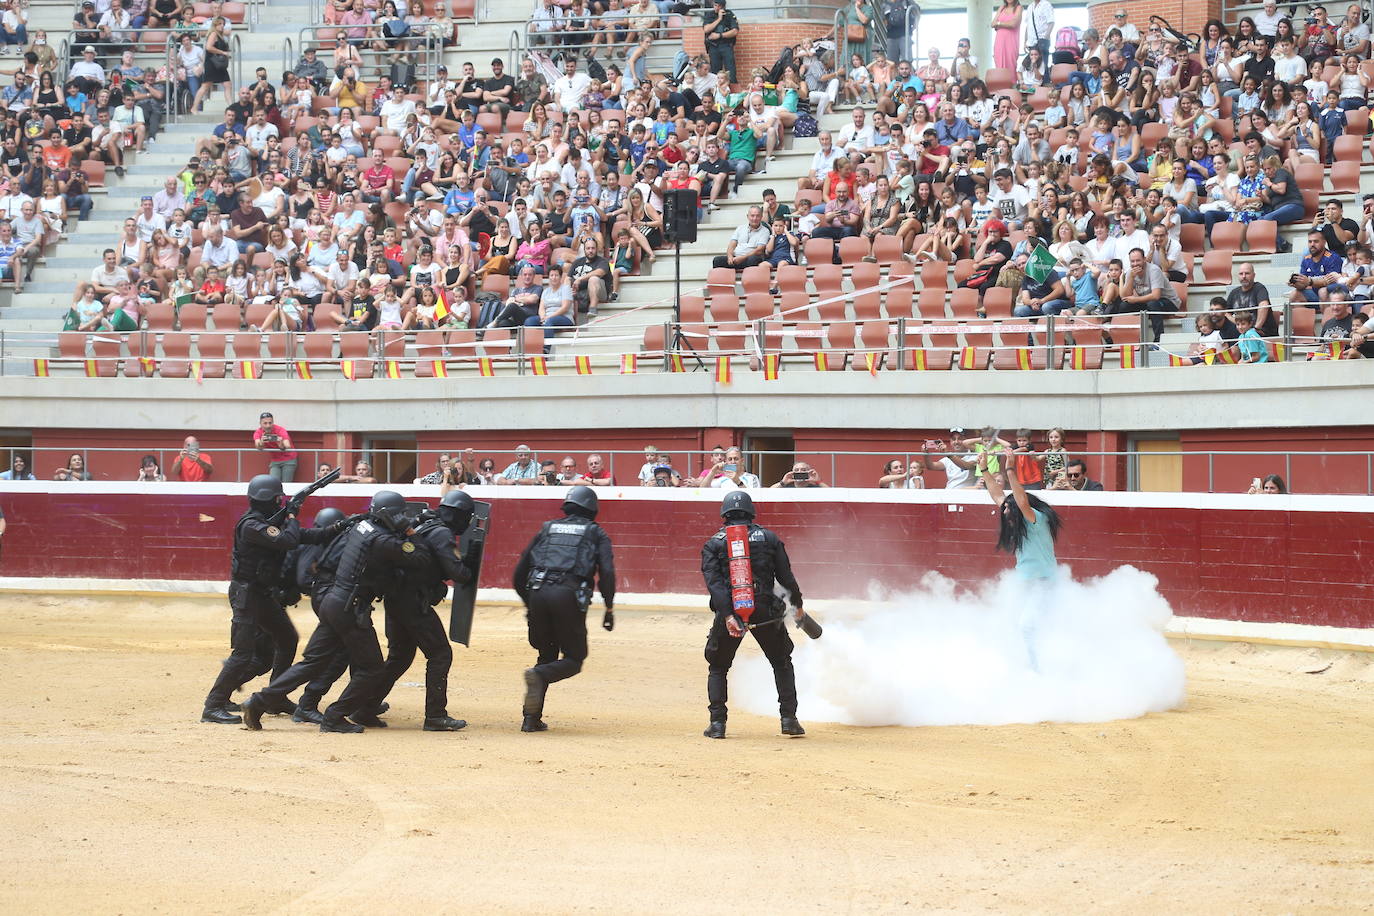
[958,347,979,370]
[1201,348,1216,365]
[864,351,879,376]
[909,349,928,370]
[32,358,48,377]
[1167,352,1189,367]
[668,353,685,373]
[575,355,593,375]
[84,358,98,377]
[191,360,203,382]
[529,355,549,376]
[1270,341,1288,362]
[1215,347,1239,365]
[762,353,780,380]
[620,353,637,374]
[1330,340,1345,360]
[715,355,732,383]
[478,357,495,377]
[813,352,829,371]
[383,359,401,378]
[1013,348,1033,371]
[1067,346,1087,370]
[1119,345,1138,369]
[139,356,156,376]
[431,359,449,377]
[341,359,357,380]
[239,360,259,379]
[295,360,313,379]
[434,288,451,323]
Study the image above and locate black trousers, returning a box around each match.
[298,596,351,711]
[1105,296,1174,341]
[254,593,386,723]
[526,583,588,687]
[704,613,797,721]
[375,595,454,720]
[712,252,765,270]
[205,581,295,710]
[706,40,735,83]
[244,600,298,684]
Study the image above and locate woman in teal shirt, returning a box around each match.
[981,451,1062,669]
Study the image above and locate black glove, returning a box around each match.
[602,609,615,631]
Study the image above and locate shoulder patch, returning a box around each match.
[712,532,727,540]
[402,541,416,553]
[266,525,281,538]
[357,520,375,533]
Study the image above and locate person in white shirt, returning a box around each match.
[1273,38,1306,83]
[551,56,590,113]
[836,108,874,153]
[1337,3,1371,56]
[1253,0,1286,37]
[196,224,239,281]
[1105,211,1149,266]
[1022,0,1055,78]
[801,131,844,191]
[379,86,417,135]
[68,46,105,87]
[988,168,1032,227]
[711,205,771,269]
[133,196,166,243]
[709,447,762,489]
[97,0,132,45]
[243,108,278,156]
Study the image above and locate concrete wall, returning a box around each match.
[0,484,1369,629]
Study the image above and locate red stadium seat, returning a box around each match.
[1332,134,1363,163]
[1244,220,1277,255]
[1199,250,1233,285]
[1209,221,1243,252]
[744,292,774,320]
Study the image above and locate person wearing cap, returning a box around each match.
[498,445,543,485]
[481,57,515,119]
[68,44,105,94]
[294,45,328,90]
[703,0,738,83]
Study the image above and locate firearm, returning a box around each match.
[269,466,342,525]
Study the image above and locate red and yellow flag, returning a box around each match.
[139,356,156,376]
[239,360,259,379]
[1270,342,1288,362]
[1330,340,1345,360]
[668,353,685,373]
[575,355,592,375]
[863,351,879,376]
[191,360,203,382]
[1067,346,1088,370]
[1119,345,1138,369]
[478,357,495,377]
[341,359,357,380]
[529,355,548,376]
[431,359,449,377]
[1201,348,1216,365]
[434,288,451,323]
[1215,347,1239,365]
[1012,348,1032,371]
[84,358,98,377]
[32,358,48,377]
[813,352,829,371]
[762,353,780,380]
[295,360,313,379]
[909,349,928,370]
[1167,352,1189,367]
[715,355,732,384]
[958,347,980,370]
[620,353,637,375]
[384,359,402,378]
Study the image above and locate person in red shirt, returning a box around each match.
[362,160,395,205]
[1012,429,1046,490]
[170,436,215,481]
[193,265,227,304]
[253,412,298,482]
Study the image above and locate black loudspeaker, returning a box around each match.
[663,189,698,244]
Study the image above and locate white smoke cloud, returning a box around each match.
[736,566,1187,727]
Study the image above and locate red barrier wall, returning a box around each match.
[0,486,1370,630]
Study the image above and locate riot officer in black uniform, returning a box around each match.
[242,491,425,733]
[368,489,476,731]
[512,486,616,733]
[202,475,303,724]
[281,506,351,725]
[700,490,807,739]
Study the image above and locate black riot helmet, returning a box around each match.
[720,490,755,521]
[369,490,409,530]
[438,488,475,533]
[313,507,345,528]
[247,474,284,507]
[562,485,598,519]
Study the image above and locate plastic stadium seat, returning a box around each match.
[775,264,807,295]
[706,267,737,291]
[952,258,976,285]
[820,321,855,369]
[1301,189,1320,222]
[1288,305,1316,341]
[481,272,510,297]
[885,281,914,319]
[1210,221,1243,252]
[90,335,120,376]
[871,235,903,264]
[210,301,239,331]
[1179,223,1205,256]
[917,287,947,318]
[1332,134,1363,162]
[742,292,773,320]
[1244,220,1277,254]
[837,236,869,263]
[641,324,666,359]
[982,286,1013,320]
[984,68,1014,92]
[520,327,545,365]
[740,264,772,296]
[58,332,87,364]
[779,291,810,322]
[196,333,227,377]
[920,259,948,291]
[177,302,207,330]
[1200,250,1234,285]
[949,288,980,319]
[679,295,706,323]
[854,319,892,370]
[84,160,106,186]
[708,293,739,323]
[144,302,174,330]
[160,332,191,377]
[803,237,834,266]
[412,330,447,377]
[338,332,376,378]
[1328,160,1359,194]
[1049,63,1073,85]
[1294,160,1324,193]
[1062,318,1104,369]
[1140,121,1169,151]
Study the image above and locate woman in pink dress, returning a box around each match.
[992,0,1022,71]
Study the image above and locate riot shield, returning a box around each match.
[448,500,491,646]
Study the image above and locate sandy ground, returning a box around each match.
[1,594,1373,915]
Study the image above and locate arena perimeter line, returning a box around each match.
[2,578,1371,654]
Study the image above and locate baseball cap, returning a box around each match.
[84,44,96,52]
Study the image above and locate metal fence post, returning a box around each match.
[1044,314,1055,370]
[895,318,906,370]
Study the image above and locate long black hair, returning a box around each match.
[995,493,1062,554]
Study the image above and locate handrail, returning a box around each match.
[162,33,182,125]
[295,23,441,82]
[281,35,294,83]
[231,32,243,92]
[903,3,920,62]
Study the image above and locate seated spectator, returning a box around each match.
[710,446,761,489]
[1226,263,1277,338]
[583,454,614,485]
[53,453,94,482]
[1289,230,1345,306]
[136,455,167,482]
[0,453,34,480]
[1048,458,1104,491]
[497,445,543,485]
[712,205,769,270]
[1234,310,1271,363]
[1319,292,1357,345]
[1014,264,1071,318]
[170,437,214,481]
[878,458,925,489]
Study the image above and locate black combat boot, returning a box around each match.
[424,716,467,731]
[292,704,324,724]
[262,695,299,715]
[320,717,365,734]
[351,711,388,728]
[522,668,547,717]
[521,715,548,732]
[240,695,265,730]
[780,716,805,736]
[223,701,242,712]
[703,720,726,739]
[201,707,242,725]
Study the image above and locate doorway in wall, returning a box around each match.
[1130,435,1182,492]
[742,431,794,487]
[364,437,418,484]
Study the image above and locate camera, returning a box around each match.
[790,471,808,481]
[542,470,558,484]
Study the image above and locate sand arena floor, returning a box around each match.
[1,593,1372,914]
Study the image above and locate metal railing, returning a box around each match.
[0,445,1361,494]
[281,35,294,84]
[294,23,442,86]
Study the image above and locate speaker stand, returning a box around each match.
[669,239,705,371]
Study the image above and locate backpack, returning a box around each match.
[586,55,607,83]
[793,112,818,138]
[389,61,416,91]
[1055,26,1081,51]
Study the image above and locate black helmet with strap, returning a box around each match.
[438,488,476,533]
[247,474,284,504]
[369,490,409,530]
[312,507,345,528]
[720,489,755,520]
[562,485,598,519]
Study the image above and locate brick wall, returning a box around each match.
[1087,0,1224,44]
[684,20,836,87]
